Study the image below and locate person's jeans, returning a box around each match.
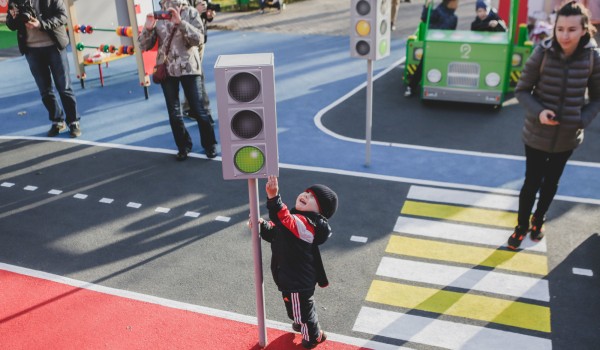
[25,45,79,125]
[517,145,573,227]
[161,75,217,153]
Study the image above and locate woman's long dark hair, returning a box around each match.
[552,1,596,52]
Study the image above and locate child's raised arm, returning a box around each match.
[266,175,279,199]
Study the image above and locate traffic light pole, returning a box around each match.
[248,178,268,347]
[365,59,373,166]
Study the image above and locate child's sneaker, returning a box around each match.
[507,225,527,250]
[530,215,545,242]
[302,330,327,349]
[292,322,301,332]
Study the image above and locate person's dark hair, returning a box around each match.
[442,0,457,5]
[553,1,597,50]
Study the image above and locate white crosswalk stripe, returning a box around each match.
[354,307,552,350]
[354,185,552,349]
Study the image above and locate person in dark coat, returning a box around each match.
[405,0,459,97]
[471,0,507,32]
[6,0,82,137]
[508,1,600,250]
[251,176,338,349]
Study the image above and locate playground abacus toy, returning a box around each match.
[65,0,156,99]
[76,42,135,55]
[73,24,133,38]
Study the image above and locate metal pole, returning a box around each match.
[365,59,373,167]
[248,178,267,347]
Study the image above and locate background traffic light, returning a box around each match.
[350,0,391,60]
[214,53,279,180]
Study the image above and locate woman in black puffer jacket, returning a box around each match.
[508,1,600,250]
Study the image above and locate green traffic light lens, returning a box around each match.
[234,146,265,174]
[379,39,388,55]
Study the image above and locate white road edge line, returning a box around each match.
[311,60,600,169]
[2,136,600,206]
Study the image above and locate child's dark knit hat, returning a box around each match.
[306,184,338,219]
[476,0,491,10]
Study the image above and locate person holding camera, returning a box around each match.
[507,1,600,250]
[139,0,218,160]
[182,0,217,122]
[6,0,82,138]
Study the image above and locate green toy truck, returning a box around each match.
[404,0,532,107]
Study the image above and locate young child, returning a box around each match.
[253,175,337,349]
[471,0,507,32]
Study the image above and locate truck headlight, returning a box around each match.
[512,53,522,67]
[485,72,501,87]
[414,48,423,61]
[427,69,442,83]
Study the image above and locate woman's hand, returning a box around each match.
[144,13,156,30]
[539,109,560,126]
[168,6,182,25]
[24,17,40,29]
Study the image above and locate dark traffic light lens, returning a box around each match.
[234,146,265,174]
[231,110,263,139]
[356,41,370,55]
[228,72,261,103]
[356,0,370,15]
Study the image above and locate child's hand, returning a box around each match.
[266,175,279,199]
[248,216,264,229]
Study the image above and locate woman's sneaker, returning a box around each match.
[507,225,527,250]
[47,121,66,137]
[530,215,545,242]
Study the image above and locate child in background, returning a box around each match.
[251,176,338,349]
[471,0,507,32]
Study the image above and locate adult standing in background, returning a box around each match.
[6,0,82,138]
[139,0,218,161]
[182,0,216,123]
[391,0,413,32]
[508,1,600,250]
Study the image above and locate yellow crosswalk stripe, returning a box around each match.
[386,235,548,275]
[366,280,551,333]
[401,200,517,228]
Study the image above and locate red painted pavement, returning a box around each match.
[0,270,368,350]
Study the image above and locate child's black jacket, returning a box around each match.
[259,195,331,293]
[471,10,507,32]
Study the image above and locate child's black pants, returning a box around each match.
[282,289,321,342]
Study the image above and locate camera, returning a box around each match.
[207,2,221,12]
[9,0,36,22]
[153,10,172,20]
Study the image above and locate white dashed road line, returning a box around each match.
[1,181,232,223]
